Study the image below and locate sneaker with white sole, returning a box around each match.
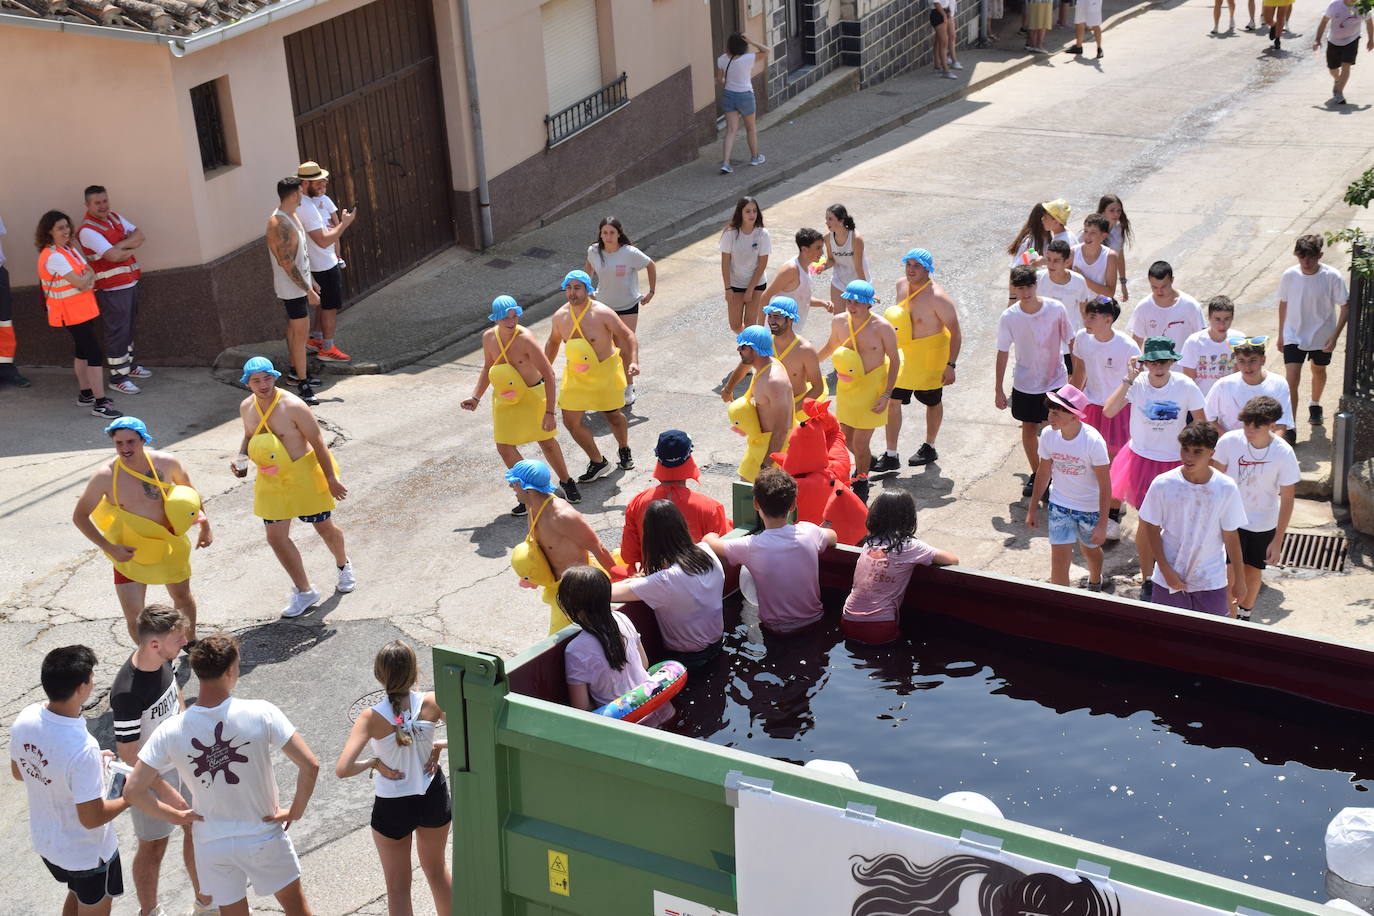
[191,899,218,916]
[1106,517,1122,541]
[336,560,357,593]
[280,586,321,619]
[128,365,153,378]
[624,383,637,406]
[749,154,766,166]
[719,162,734,174]
[109,378,141,395]
[91,398,122,419]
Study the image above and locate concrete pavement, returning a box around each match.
[4,0,1374,912]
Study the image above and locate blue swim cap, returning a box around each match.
[840,280,878,305]
[504,459,557,494]
[902,248,935,274]
[561,270,596,295]
[240,356,282,385]
[736,325,774,357]
[489,295,522,322]
[104,416,152,444]
[762,296,799,322]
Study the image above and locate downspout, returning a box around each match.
[455,0,494,249]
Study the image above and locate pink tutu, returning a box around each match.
[1082,403,1130,457]
[1109,444,1179,508]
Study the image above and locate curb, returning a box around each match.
[214,0,1158,379]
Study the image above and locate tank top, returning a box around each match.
[269,208,312,300]
[828,230,871,292]
[1072,243,1113,288]
[775,256,814,332]
[367,690,439,798]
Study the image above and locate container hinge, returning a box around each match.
[1075,860,1111,883]
[1235,909,1278,916]
[845,802,877,823]
[958,830,1004,855]
[724,770,774,808]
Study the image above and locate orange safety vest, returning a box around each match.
[36,246,100,327]
[79,212,141,290]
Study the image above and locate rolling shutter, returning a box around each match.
[541,0,603,115]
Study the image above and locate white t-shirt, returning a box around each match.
[297,193,340,272]
[719,522,830,631]
[1138,468,1249,592]
[10,703,119,871]
[1038,423,1110,512]
[720,226,772,289]
[564,610,673,727]
[139,697,296,843]
[1124,371,1207,462]
[1279,264,1348,350]
[1212,430,1301,531]
[43,245,89,279]
[1327,0,1370,44]
[1178,329,1244,396]
[587,244,652,311]
[996,298,1073,394]
[1128,293,1206,351]
[1072,329,1139,405]
[1036,269,1090,348]
[77,214,136,259]
[717,53,757,93]
[1204,371,1295,432]
[628,545,726,652]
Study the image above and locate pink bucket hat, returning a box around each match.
[1046,383,1090,420]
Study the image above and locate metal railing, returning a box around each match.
[544,72,629,148]
[1348,248,1374,402]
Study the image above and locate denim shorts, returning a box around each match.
[721,89,756,116]
[1047,501,1100,546]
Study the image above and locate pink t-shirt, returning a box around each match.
[720,522,831,632]
[564,610,673,727]
[842,538,937,622]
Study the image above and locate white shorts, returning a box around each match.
[194,829,301,906]
[1074,0,1103,26]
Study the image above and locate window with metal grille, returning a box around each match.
[544,73,629,147]
[190,79,232,172]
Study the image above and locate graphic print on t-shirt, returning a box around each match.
[16,743,52,785]
[189,721,251,785]
[1143,400,1181,422]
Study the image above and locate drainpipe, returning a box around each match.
[456,0,494,249]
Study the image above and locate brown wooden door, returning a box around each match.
[284,0,454,303]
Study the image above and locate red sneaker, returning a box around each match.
[306,337,323,353]
[316,346,352,362]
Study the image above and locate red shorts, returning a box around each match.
[841,616,902,644]
[114,569,134,585]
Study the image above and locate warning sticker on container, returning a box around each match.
[547,849,569,896]
[652,890,736,916]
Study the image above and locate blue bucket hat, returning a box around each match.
[561,270,596,295]
[104,416,152,444]
[840,279,878,305]
[902,248,935,274]
[504,459,557,494]
[240,356,281,385]
[489,295,522,322]
[654,430,693,467]
[762,296,799,322]
[736,325,774,357]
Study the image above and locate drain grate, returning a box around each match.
[1278,532,1348,572]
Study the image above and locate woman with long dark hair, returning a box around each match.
[561,566,675,727]
[819,204,871,312]
[850,852,1121,916]
[717,32,769,173]
[582,216,655,335]
[611,500,726,670]
[1079,194,1135,301]
[720,196,771,333]
[335,640,452,916]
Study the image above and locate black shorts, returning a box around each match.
[614,300,641,317]
[314,264,344,311]
[930,7,947,26]
[1063,353,1075,376]
[281,296,309,321]
[263,510,332,525]
[1328,39,1359,69]
[892,386,943,407]
[729,283,768,294]
[43,852,123,906]
[1239,527,1276,570]
[65,317,105,366]
[371,769,452,840]
[1011,388,1050,423]
[1283,343,1333,366]
[667,637,724,673]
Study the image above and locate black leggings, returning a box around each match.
[66,317,105,367]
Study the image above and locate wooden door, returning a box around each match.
[710,0,741,116]
[284,0,454,302]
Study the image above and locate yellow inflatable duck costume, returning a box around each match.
[487,296,558,447]
[557,271,626,413]
[762,297,823,423]
[885,250,950,393]
[89,418,197,585]
[506,460,573,634]
[249,389,338,520]
[728,326,785,482]
[832,282,889,430]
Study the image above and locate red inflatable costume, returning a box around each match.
[770,399,869,546]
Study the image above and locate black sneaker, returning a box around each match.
[851,476,871,504]
[1140,579,1154,602]
[1237,606,1252,621]
[1273,36,1281,49]
[1284,428,1297,446]
[908,443,939,466]
[287,372,322,387]
[1066,44,1083,54]
[91,398,122,419]
[1309,404,1323,425]
[1268,24,1276,38]
[1095,46,1104,59]
[298,383,320,406]
[76,391,95,407]
[617,446,635,471]
[1022,473,1036,498]
[511,502,528,517]
[578,458,611,483]
[871,453,900,475]
[561,479,582,504]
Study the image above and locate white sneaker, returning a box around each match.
[942,71,960,79]
[749,154,766,166]
[280,586,321,618]
[624,383,637,406]
[110,378,141,395]
[336,560,357,593]
[142,905,167,916]
[129,365,153,378]
[950,59,963,69]
[1106,517,1121,541]
[191,900,217,916]
[719,162,734,174]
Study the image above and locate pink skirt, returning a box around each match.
[1109,444,1179,508]
[1082,403,1130,457]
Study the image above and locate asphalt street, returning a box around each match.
[3,1,1373,911]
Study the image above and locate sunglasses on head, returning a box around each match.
[1229,335,1269,350]
[1090,295,1115,305]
